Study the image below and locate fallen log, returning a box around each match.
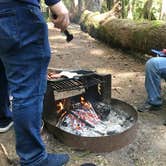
[80,10,166,56]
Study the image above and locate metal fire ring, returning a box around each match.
[43,95,138,153]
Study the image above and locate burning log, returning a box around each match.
[93,102,111,120]
[55,99,71,127]
[55,98,106,135]
[69,110,105,135]
[70,111,95,128]
[56,111,67,128]
[54,96,135,137]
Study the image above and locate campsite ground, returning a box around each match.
[0,23,166,166]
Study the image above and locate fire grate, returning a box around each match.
[47,69,104,93]
[48,79,84,92]
[46,68,112,103]
[48,76,102,92]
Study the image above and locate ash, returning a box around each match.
[58,102,134,137]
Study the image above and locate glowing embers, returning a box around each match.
[55,97,134,137]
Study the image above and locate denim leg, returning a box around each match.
[145,57,166,105]
[13,95,47,166]
[0,4,50,166]
[0,59,12,120]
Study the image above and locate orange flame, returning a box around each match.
[57,101,64,114]
[80,97,91,110]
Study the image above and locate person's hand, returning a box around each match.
[49,1,70,32]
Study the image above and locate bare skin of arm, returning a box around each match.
[49,1,70,32]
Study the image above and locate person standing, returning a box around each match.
[0,0,70,165]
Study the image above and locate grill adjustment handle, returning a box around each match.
[52,14,73,42]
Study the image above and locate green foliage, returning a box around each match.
[134,0,146,19]
[40,0,163,21]
[151,0,162,19]
[63,0,72,9]
[101,1,109,13]
[133,0,162,20]
[101,0,162,20]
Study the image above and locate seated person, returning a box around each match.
[138,49,166,113]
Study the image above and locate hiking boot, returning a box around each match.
[0,118,13,133]
[137,102,161,112]
[38,153,69,166]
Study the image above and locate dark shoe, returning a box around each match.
[137,102,161,112]
[0,118,13,133]
[163,121,166,126]
[80,163,96,166]
[39,153,69,166]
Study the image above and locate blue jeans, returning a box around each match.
[0,61,12,120]
[0,2,50,165]
[145,57,166,105]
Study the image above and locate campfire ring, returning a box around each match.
[43,98,138,153]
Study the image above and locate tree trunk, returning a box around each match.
[84,0,103,12]
[127,0,135,19]
[142,0,153,20]
[121,0,125,18]
[64,0,104,22]
[69,0,79,22]
[160,0,166,20]
[106,0,114,10]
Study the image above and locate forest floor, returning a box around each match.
[0,23,166,166]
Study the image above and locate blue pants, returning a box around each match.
[0,2,50,165]
[145,57,166,105]
[0,61,12,120]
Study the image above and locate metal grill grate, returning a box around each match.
[48,72,103,92]
[48,79,84,92]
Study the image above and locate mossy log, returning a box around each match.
[80,10,166,55]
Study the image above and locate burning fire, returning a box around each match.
[57,101,64,113]
[56,99,68,123]
[57,97,95,115]
[56,97,101,130]
[55,97,134,137]
[80,97,91,109]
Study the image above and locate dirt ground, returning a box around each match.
[0,23,166,166]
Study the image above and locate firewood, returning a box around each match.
[0,144,10,166]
